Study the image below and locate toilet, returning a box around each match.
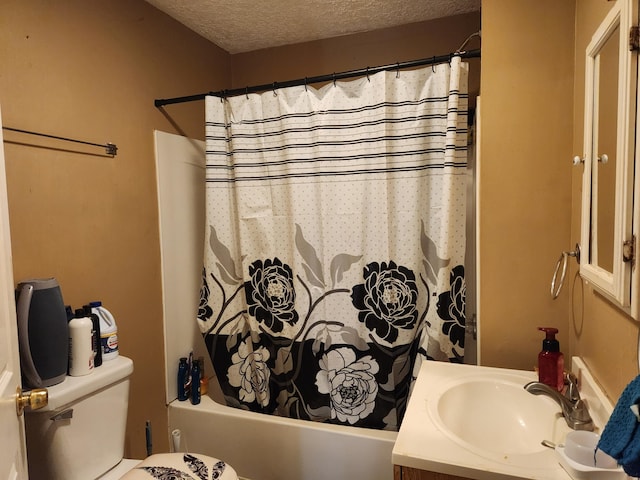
[24,355,238,480]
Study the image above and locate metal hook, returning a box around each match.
[304,77,308,92]
[432,57,436,73]
[272,82,278,97]
[366,67,370,82]
[245,86,249,99]
[396,62,400,78]
[455,30,481,54]
[333,73,336,87]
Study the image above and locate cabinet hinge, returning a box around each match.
[630,26,640,51]
[623,235,636,264]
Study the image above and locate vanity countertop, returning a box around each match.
[392,358,614,480]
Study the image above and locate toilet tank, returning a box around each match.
[25,355,134,480]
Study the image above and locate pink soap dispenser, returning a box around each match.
[538,327,564,391]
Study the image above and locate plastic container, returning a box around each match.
[556,431,625,479]
[177,357,189,401]
[198,356,208,396]
[83,304,102,367]
[564,431,618,469]
[90,301,119,361]
[68,309,94,376]
[538,327,564,391]
[190,357,201,405]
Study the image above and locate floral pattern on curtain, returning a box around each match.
[199,57,468,431]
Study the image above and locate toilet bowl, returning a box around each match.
[24,355,237,480]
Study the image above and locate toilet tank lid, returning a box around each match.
[29,356,134,412]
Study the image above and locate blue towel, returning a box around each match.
[597,374,640,476]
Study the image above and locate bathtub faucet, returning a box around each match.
[524,373,594,431]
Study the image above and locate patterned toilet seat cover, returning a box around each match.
[120,453,238,480]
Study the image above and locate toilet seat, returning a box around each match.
[119,453,238,480]
[97,459,142,479]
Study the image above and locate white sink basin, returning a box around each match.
[431,372,568,457]
[393,359,613,480]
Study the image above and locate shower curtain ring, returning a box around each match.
[432,57,436,72]
[272,82,278,96]
[396,62,400,78]
[333,73,336,87]
[304,77,308,91]
[245,87,249,99]
[366,67,370,82]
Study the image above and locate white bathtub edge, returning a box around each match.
[168,395,397,480]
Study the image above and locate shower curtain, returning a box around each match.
[198,57,468,431]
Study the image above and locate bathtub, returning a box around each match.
[168,393,397,480]
[157,132,397,480]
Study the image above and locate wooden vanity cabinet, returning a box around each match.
[393,465,473,480]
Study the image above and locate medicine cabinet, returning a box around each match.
[579,0,639,320]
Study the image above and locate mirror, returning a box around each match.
[580,0,638,318]
[594,23,619,273]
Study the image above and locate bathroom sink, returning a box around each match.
[393,359,611,480]
[430,372,569,458]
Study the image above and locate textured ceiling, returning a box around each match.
[144,0,481,54]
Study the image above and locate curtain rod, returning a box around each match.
[154,48,480,107]
[2,126,118,156]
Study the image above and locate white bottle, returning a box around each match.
[68,309,94,376]
[90,301,119,361]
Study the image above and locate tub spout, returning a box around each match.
[524,381,594,431]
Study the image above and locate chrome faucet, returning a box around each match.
[524,373,594,431]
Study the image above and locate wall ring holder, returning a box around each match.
[551,244,581,299]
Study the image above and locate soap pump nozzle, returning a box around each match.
[538,327,559,352]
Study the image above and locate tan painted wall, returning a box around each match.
[231,13,481,106]
[0,0,230,458]
[1,2,481,461]
[4,0,637,464]
[233,0,640,409]
[480,1,576,371]
[481,0,639,402]
[570,1,639,401]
